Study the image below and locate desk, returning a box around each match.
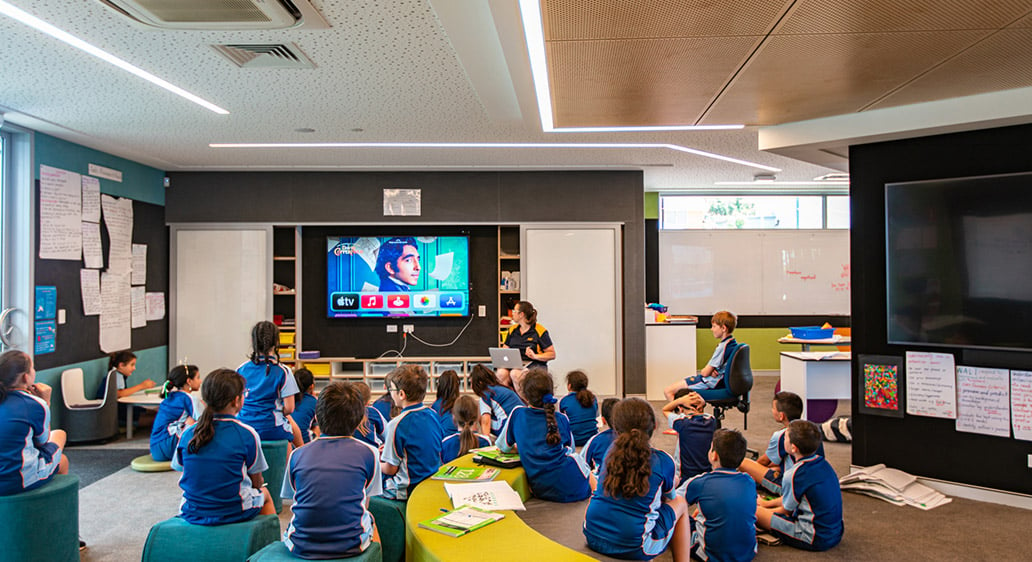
[779,351,851,421]
[117,392,161,439]
[778,335,850,351]
[645,322,697,400]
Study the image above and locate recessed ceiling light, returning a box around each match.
[350,128,364,132]
[0,1,228,114]
[294,128,316,133]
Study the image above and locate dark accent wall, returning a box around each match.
[850,123,1032,494]
[165,171,646,393]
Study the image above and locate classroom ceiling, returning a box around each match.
[1,0,1031,191]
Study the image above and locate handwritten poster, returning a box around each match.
[130,285,146,328]
[80,269,101,316]
[101,195,133,273]
[82,221,104,269]
[81,175,101,223]
[99,271,131,353]
[39,165,82,260]
[132,244,147,285]
[145,292,165,321]
[956,366,1010,437]
[905,351,957,418]
[1011,370,1032,441]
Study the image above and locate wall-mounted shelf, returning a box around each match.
[297,356,491,394]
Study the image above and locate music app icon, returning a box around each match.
[386,294,410,308]
[362,294,383,309]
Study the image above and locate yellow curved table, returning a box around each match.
[405,454,595,562]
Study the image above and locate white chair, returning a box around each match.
[60,368,118,443]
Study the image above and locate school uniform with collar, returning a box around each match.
[580,428,615,475]
[681,468,757,562]
[291,393,318,444]
[478,384,524,435]
[496,405,590,503]
[559,392,599,446]
[353,406,386,447]
[149,390,195,462]
[684,336,738,391]
[236,358,300,441]
[440,432,492,463]
[172,415,269,525]
[283,435,382,558]
[430,397,459,435]
[666,410,717,486]
[761,428,826,494]
[380,403,443,500]
[770,453,843,551]
[0,390,63,496]
[502,322,554,370]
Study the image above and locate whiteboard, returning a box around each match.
[660,230,850,315]
[524,226,621,395]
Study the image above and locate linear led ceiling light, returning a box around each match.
[517,0,742,133]
[0,1,228,114]
[209,142,781,172]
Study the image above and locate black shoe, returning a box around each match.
[79,539,87,551]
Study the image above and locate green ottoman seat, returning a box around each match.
[0,474,79,562]
[248,540,383,561]
[368,495,406,562]
[141,514,280,562]
[261,440,289,513]
[131,453,173,472]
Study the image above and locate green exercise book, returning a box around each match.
[418,506,505,538]
[471,446,521,468]
[431,465,500,482]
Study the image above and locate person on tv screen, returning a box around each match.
[375,237,420,291]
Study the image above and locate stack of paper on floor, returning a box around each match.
[443,480,526,511]
[839,464,951,510]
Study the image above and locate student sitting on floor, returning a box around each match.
[559,369,599,447]
[581,397,619,475]
[172,369,275,525]
[681,428,757,562]
[662,389,717,486]
[663,311,738,400]
[430,370,461,436]
[352,382,385,448]
[288,368,318,445]
[441,395,491,463]
[739,391,823,494]
[470,364,524,437]
[380,365,443,501]
[583,398,690,561]
[149,364,199,462]
[282,382,381,559]
[756,420,843,552]
[497,368,590,503]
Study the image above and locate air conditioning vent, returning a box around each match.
[98,0,328,30]
[213,43,316,69]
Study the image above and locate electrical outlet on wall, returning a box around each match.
[386,325,398,333]
[403,324,414,333]
[478,305,486,317]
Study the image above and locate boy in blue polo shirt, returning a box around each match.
[663,389,717,485]
[681,428,757,562]
[739,391,824,494]
[380,365,443,500]
[580,397,618,474]
[664,311,738,400]
[756,420,843,552]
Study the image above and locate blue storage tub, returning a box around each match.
[790,326,835,339]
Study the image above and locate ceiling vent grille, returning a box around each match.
[212,43,316,69]
[98,0,329,30]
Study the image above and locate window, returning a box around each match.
[0,125,33,352]
[660,195,849,230]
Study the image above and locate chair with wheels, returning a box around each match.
[696,343,753,429]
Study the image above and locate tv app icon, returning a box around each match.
[413,293,437,310]
[439,293,464,310]
[386,294,410,309]
[331,292,360,311]
[362,294,383,309]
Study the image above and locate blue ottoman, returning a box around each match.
[142,514,281,562]
[368,495,405,562]
[261,440,289,513]
[0,474,79,562]
[248,540,383,561]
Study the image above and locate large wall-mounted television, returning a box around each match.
[327,235,470,318]
[885,171,1032,352]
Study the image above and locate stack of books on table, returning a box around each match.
[839,464,951,510]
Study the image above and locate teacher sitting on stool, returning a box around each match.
[497,301,555,400]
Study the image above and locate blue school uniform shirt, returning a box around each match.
[172,415,269,525]
[478,384,523,434]
[430,397,459,435]
[354,406,386,447]
[291,393,318,444]
[691,337,738,389]
[583,448,677,556]
[149,391,195,462]
[580,428,615,474]
[440,432,491,463]
[559,392,598,446]
[681,468,757,562]
[0,390,62,496]
[381,403,443,500]
[371,395,393,422]
[667,411,717,485]
[236,359,300,441]
[766,428,826,485]
[774,454,843,550]
[497,406,590,503]
[284,436,383,558]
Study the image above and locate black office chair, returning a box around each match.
[707,343,754,429]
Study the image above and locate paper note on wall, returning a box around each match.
[145,292,165,321]
[99,271,131,353]
[905,351,957,418]
[80,269,101,316]
[81,175,101,223]
[130,285,146,328]
[1011,370,1032,441]
[132,244,147,285]
[82,221,103,269]
[956,366,1010,437]
[39,165,82,260]
[101,195,134,273]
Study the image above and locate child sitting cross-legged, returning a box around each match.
[380,365,443,501]
[681,428,757,562]
[440,395,491,463]
[282,382,381,558]
[580,397,619,476]
[739,391,823,495]
[149,364,199,462]
[559,370,599,447]
[662,389,717,486]
[755,419,843,552]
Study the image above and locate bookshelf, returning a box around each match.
[273,226,300,366]
[498,226,520,344]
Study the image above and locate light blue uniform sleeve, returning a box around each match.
[279,366,300,398]
[766,430,784,465]
[666,412,684,428]
[247,429,270,474]
[780,463,801,513]
[707,339,729,369]
[365,443,384,498]
[495,408,518,453]
[381,418,402,466]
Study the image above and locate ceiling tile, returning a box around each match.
[700,30,990,125]
[776,0,1032,34]
[542,0,792,39]
[547,37,760,127]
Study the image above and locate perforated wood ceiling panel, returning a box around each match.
[548,37,760,127]
[542,0,791,39]
[775,0,1032,34]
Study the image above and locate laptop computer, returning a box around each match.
[488,347,524,369]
